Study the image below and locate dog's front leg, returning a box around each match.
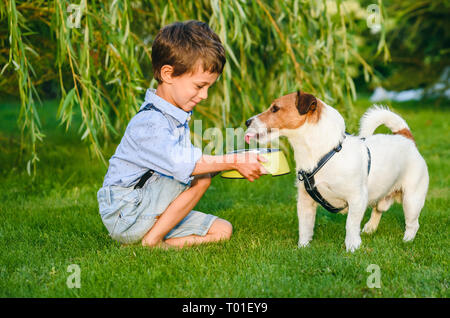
[297,186,318,248]
[345,192,368,252]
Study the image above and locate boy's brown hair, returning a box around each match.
[151,20,226,83]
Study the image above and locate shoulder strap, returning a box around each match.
[137,103,158,114]
[134,169,154,189]
[133,103,157,189]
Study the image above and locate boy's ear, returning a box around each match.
[160,65,175,84]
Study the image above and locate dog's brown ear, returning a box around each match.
[296,90,317,115]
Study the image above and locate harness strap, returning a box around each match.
[360,137,372,175]
[297,139,345,213]
[297,135,372,213]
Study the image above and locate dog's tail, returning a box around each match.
[359,105,415,143]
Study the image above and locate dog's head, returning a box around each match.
[245,90,322,144]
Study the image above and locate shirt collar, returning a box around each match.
[142,89,192,124]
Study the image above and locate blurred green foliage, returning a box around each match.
[0,0,394,173]
[356,0,450,92]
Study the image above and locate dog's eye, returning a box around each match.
[271,105,280,113]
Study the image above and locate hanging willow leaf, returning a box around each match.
[0,0,389,174]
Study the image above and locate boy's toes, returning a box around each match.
[141,239,177,250]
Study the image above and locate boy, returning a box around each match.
[97,20,267,248]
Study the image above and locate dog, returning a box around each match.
[244,91,429,252]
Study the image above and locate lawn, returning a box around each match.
[0,97,448,297]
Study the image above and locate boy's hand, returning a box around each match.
[233,153,269,182]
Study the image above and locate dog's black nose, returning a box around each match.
[245,118,253,127]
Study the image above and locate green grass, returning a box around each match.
[0,97,448,297]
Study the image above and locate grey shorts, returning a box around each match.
[97,173,218,244]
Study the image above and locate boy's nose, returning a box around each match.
[199,88,208,100]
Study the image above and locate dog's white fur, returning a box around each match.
[249,101,429,252]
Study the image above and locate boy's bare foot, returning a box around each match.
[141,239,178,250]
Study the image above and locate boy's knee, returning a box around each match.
[210,218,233,240]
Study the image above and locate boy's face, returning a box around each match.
[160,64,219,112]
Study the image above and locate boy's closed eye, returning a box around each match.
[195,81,215,90]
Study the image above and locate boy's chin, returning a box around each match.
[181,102,196,112]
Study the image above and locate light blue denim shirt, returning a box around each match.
[102,89,203,187]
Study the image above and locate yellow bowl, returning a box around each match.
[221,148,290,179]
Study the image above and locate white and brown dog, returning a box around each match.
[244,91,429,252]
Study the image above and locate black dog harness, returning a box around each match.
[297,135,371,213]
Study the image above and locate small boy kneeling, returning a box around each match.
[97,21,266,248]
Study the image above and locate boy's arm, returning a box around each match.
[191,154,268,182]
[191,154,236,176]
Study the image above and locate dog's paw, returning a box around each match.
[362,222,377,234]
[298,240,311,248]
[403,225,419,242]
[345,236,362,253]
[403,231,417,242]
